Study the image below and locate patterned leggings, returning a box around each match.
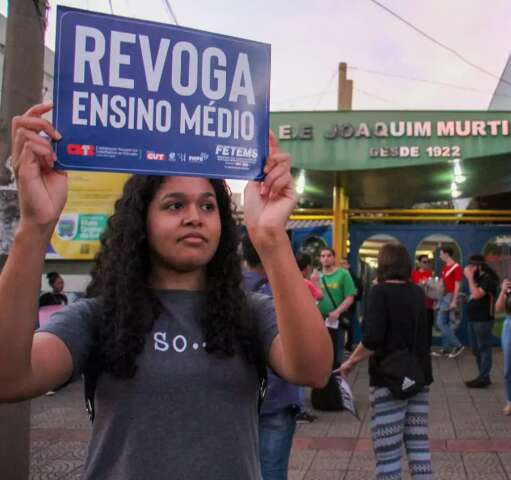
[370,386,433,480]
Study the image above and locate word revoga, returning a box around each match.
[70,26,257,140]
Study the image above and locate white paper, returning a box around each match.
[335,376,360,420]
[325,317,339,329]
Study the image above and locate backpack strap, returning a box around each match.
[444,263,458,279]
[84,352,103,423]
[238,331,268,413]
[321,276,338,310]
[248,278,270,412]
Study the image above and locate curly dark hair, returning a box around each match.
[86,175,251,378]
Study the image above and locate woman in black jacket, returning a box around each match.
[340,243,433,480]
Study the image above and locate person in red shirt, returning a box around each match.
[296,252,323,301]
[433,246,464,358]
[411,255,435,348]
[295,252,322,424]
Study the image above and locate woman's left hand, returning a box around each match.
[244,132,297,238]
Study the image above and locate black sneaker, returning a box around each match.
[465,378,491,388]
[448,346,465,359]
[296,411,318,424]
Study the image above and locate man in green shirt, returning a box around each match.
[317,248,356,368]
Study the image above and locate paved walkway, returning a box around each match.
[29,351,511,479]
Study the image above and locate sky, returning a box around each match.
[14,0,510,112]
[3,0,511,191]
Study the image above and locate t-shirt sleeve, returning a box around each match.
[248,292,279,361]
[343,271,356,298]
[361,286,387,352]
[454,265,463,282]
[37,298,100,378]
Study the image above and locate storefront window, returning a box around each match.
[414,234,462,277]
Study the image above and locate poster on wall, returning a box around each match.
[53,6,271,180]
[47,171,129,260]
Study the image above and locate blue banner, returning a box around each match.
[53,6,270,180]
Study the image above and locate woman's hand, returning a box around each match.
[244,132,297,243]
[502,279,511,293]
[338,359,354,379]
[12,103,67,231]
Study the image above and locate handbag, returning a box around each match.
[378,298,426,400]
[321,276,351,330]
[311,373,344,411]
[424,276,444,301]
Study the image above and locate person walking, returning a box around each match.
[242,234,302,480]
[433,246,464,358]
[464,254,499,388]
[317,247,356,368]
[496,279,511,415]
[411,255,435,348]
[294,251,321,424]
[340,243,433,480]
[0,103,332,480]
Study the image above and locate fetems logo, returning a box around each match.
[67,144,95,156]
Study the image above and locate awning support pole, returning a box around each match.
[333,180,348,259]
[332,62,352,260]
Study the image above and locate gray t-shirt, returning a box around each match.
[38,289,278,480]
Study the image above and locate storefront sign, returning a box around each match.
[271,112,511,170]
[53,6,270,180]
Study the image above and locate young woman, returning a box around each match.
[495,278,511,415]
[39,271,68,306]
[340,243,433,480]
[0,102,332,480]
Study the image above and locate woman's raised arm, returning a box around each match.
[0,103,73,402]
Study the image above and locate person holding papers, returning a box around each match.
[0,103,332,480]
[317,247,356,368]
[340,244,433,480]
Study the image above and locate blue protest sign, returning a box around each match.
[53,6,270,180]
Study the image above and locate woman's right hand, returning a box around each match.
[338,359,354,379]
[502,279,511,294]
[12,102,67,230]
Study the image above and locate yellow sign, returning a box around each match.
[48,172,130,260]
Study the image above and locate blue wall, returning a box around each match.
[291,223,511,346]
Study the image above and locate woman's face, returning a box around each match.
[52,277,64,293]
[146,176,222,273]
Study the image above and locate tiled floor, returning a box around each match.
[26,350,511,479]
